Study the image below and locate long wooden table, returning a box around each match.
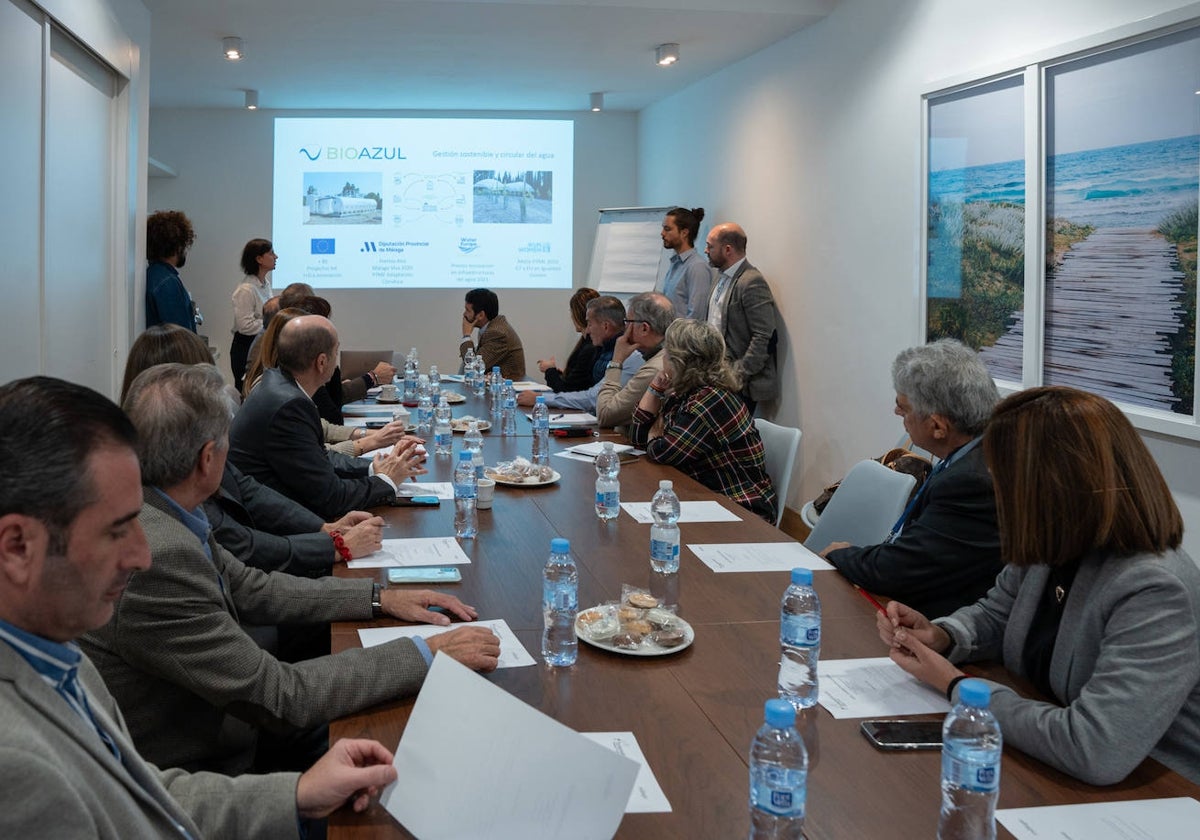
[330,388,1200,838]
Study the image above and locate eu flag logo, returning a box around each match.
[311,238,335,255]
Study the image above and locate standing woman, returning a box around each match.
[230,238,276,392]
[629,318,777,523]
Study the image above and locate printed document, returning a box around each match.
[817,657,950,718]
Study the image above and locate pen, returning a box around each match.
[552,413,565,420]
[853,584,887,614]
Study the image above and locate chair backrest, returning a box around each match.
[803,459,917,551]
[754,418,801,528]
[340,349,397,380]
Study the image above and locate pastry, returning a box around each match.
[650,629,686,648]
[611,632,643,650]
[627,593,659,609]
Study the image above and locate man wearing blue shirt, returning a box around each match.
[145,210,199,331]
[659,206,715,320]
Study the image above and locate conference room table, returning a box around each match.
[330,388,1200,839]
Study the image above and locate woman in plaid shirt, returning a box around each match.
[630,319,777,523]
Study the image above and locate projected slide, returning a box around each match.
[273,118,573,289]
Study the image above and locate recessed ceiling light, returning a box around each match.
[655,43,679,67]
[245,90,259,110]
[590,92,604,112]
[222,36,244,61]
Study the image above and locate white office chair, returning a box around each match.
[754,418,801,528]
[802,459,916,552]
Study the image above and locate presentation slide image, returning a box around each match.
[472,170,553,224]
[303,172,382,225]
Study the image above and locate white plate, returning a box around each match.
[441,391,467,404]
[485,467,560,486]
[450,419,491,433]
[575,607,694,657]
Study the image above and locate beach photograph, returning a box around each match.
[926,29,1198,415]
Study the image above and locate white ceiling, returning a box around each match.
[143,0,838,112]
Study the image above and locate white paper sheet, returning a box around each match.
[816,657,951,718]
[997,797,1200,840]
[621,501,742,524]
[688,542,833,573]
[565,441,634,457]
[379,481,454,500]
[580,732,671,813]
[512,380,552,392]
[347,537,471,569]
[537,411,597,425]
[358,619,536,668]
[382,655,639,840]
[342,402,398,416]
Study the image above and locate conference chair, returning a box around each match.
[803,459,916,551]
[754,418,801,528]
[340,349,398,381]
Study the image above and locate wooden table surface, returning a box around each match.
[330,391,1200,838]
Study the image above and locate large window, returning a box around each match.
[923,11,1200,437]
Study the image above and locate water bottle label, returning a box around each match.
[454,483,476,499]
[435,431,452,449]
[595,491,619,508]
[941,744,1000,793]
[781,614,820,647]
[650,538,679,563]
[750,768,806,819]
[542,582,578,612]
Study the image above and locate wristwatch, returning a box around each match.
[371,582,384,617]
[606,362,622,371]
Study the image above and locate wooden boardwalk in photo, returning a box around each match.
[977,228,1187,411]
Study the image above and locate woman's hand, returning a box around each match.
[537,356,557,373]
[338,516,384,559]
[358,420,408,453]
[877,601,960,694]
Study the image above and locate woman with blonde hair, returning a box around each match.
[629,318,776,522]
[879,386,1200,784]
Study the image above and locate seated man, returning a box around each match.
[820,339,1003,618]
[83,363,500,775]
[459,287,526,380]
[517,295,638,420]
[0,375,405,837]
[230,314,424,519]
[598,292,677,429]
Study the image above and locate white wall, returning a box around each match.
[637,0,1200,555]
[147,109,638,377]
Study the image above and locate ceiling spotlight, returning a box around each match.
[590,92,604,112]
[655,43,679,67]
[222,36,244,61]
[244,90,259,110]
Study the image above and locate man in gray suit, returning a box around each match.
[83,363,500,776]
[0,375,410,838]
[705,222,780,412]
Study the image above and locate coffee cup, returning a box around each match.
[476,478,496,510]
[391,407,411,427]
[379,383,398,401]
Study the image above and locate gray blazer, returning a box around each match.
[82,490,429,774]
[721,261,779,403]
[0,642,298,838]
[937,548,1200,785]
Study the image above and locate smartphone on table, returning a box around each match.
[387,566,463,584]
[860,719,944,751]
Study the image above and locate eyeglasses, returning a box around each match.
[622,319,648,326]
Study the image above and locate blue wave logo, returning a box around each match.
[299,147,321,161]
[459,238,479,254]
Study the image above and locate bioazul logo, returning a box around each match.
[298,146,406,161]
[459,238,479,254]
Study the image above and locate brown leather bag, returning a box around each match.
[812,447,933,514]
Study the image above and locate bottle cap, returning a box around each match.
[658,479,673,490]
[790,568,813,586]
[602,441,614,450]
[493,366,500,372]
[550,537,570,554]
[957,678,991,708]
[764,698,796,729]
[536,395,546,404]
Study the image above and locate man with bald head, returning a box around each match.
[230,315,425,519]
[704,222,779,412]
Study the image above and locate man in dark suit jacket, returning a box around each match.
[820,340,1003,619]
[0,375,412,836]
[84,364,500,775]
[230,314,425,519]
[704,223,779,409]
[459,287,527,380]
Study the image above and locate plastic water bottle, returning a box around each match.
[472,357,487,397]
[463,347,476,386]
[463,420,485,480]
[541,537,578,667]
[415,374,433,437]
[749,699,808,839]
[531,395,550,465]
[501,379,517,437]
[938,679,1002,840]
[594,442,621,520]
[453,451,477,539]
[778,568,820,710]
[402,358,419,406]
[489,366,503,417]
[433,396,452,456]
[428,364,441,404]
[649,479,681,572]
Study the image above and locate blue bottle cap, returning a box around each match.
[504,379,513,386]
[551,537,570,554]
[764,698,796,728]
[536,395,546,404]
[957,678,991,707]
[791,568,813,586]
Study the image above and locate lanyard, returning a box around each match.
[884,437,980,543]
